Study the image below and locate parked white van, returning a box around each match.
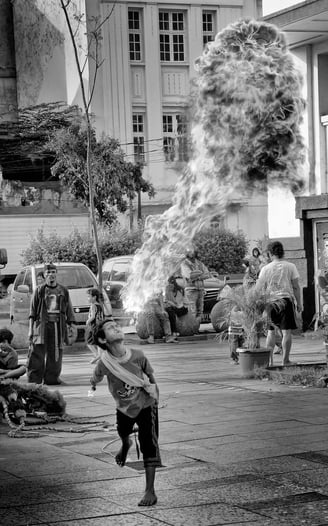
[10,262,112,343]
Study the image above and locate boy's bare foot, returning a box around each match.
[115,438,132,467]
[138,490,157,506]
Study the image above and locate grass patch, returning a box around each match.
[249,365,328,388]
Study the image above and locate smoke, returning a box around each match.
[122,19,306,313]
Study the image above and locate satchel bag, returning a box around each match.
[176,306,188,318]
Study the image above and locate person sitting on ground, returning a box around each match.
[164,276,189,338]
[0,328,26,379]
[90,319,161,507]
[143,292,176,344]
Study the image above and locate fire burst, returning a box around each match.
[123,19,306,314]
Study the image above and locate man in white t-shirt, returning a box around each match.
[257,241,303,366]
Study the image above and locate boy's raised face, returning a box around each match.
[102,321,124,344]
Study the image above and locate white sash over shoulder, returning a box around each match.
[100,350,158,401]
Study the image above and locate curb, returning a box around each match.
[268,361,327,370]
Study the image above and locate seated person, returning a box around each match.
[143,293,176,344]
[164,276,189,337]
[0,328,26,380]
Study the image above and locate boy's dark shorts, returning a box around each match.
[268,297,297,331]
[116,403,162,468]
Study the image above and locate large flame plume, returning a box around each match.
[123,19,306,313]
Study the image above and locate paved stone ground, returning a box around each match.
[1,334,328,525]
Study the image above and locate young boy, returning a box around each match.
[228,307,245,365]
[90,319,161,507]
[85,288,105,364]
[0,328,26,379]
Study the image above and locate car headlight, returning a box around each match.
[74,307,80,313]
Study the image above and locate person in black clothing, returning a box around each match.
[27,263,76,385]
[164,276,188,338]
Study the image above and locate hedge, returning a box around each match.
[20,226,143,274]
[193,225,248,274]
[21,224,248,275]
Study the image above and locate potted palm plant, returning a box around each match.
[216,284,282,374]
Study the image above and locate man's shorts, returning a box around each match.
[268,297,297,331]
[116,403,162,468]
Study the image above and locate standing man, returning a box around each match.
[27,263,76,385]
[180,249,211,322]
[256,241,302,366]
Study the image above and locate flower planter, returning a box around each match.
[237,347,271,375]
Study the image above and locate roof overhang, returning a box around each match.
[263,0,328,48]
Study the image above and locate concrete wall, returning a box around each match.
[0,213,89,276]
[12,0,88,108]
[0,0,17,121]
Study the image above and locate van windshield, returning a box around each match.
[37,266,97,290]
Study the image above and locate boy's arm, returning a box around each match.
[142,355,158,387]
[292,277,303,312]
[148,372,156,384]
[90,360,105,388]
[147,372,159,400]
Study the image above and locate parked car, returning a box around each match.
[101,255,226,324]
[10,262,112,342]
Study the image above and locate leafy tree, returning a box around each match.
[48,124,154,225]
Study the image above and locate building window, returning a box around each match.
[163,113,188,162]
[202,11,215,46]
[133,113,145,163]
[159,11,185,62]
[128,10,142,61]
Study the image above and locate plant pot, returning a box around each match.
[237,347,271,375]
